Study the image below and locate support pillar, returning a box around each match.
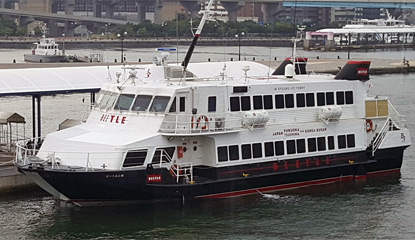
[153,0,163,24]
[48,19,58,37]
[105,2,115,19]
[180,1,202,18]
[32,96,36,138]
[65,0,75,15]
[0,0,4,8]
[50,2,58,13]
[221,1,245,22]
[261,3,280,23]
[37,96,41,138]
[91,92,96,106]
[93,0,102,18]
[136,2,146,23]
[64,21,75,37]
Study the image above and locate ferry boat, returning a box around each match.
[24,37,68,63]
[14,2,411,205]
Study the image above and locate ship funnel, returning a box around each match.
[272,58,307,75]
[334,61,370,81]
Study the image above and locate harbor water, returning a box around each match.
[0,47,414,239]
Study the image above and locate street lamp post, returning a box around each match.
[117,31,127,63]
[235,32,245,61]
[62,33,65,55]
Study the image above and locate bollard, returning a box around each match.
[13,59,16,63]
[337,56,340,59]
[231,58,233,61]
[208,58,210,62]
[138,58,141,62]
[115,59,117,63]
[253,57,255,61]
[274,57,277,61]
[317,56,319,59]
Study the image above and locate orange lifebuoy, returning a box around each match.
[196,115,209,130]
[366,119,373,132]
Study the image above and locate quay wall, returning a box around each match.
[0,38,295,49]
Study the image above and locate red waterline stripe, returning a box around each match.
[219,155,359,175]
[367,168,400,177]
[197,175,354,199]
[354,175,367,180]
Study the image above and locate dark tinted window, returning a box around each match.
[242,144,252,159]
[241,96,251,111]
[275,95,284,109]
[229,145,239,160]
[308,138,317,152]
[230,97,240,111]
[179,97,185,112]
[218,146,228,162]
[275,141,285,156]
[296,139,306,153]
[265,142,274,157]
[336,91,345,105]
[326,92,334,105]
[345,91,354,104]
[306,93,315,107]
[296,93,305,108]
[317,92,325,106]
[328,136,335,150]
[169,97,177,112]
[317,137,326,151]
[285,94,294,108]
[152,147,175,164]
[233,86,248,93]
[252,143,262,158]
[123,150,147,167]
[264,95,273,109]
[287,140,296,154]
[347,134,355,148]
[208,96,216,112]
[253,95,263,110]
[338,135,347,149]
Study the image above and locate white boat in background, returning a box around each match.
[24,37,68,63]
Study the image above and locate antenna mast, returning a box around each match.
[181,0,215,69]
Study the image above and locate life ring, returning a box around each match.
[366,119,373,132]
[196,115,209,130]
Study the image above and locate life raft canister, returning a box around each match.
[366,119,373,132]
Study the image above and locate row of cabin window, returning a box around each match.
[97,92,172,113]
[229,91,354,112]
[123,147,176,167]
[217,134,355,162]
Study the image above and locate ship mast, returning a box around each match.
[181,0,215,69]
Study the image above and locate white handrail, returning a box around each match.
[372,118,392,156]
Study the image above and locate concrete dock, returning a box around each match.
[0,152,34,191]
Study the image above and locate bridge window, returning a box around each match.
[308,138,317,152]
[132,95,152,111]
[114,94,135,111]
[317,92,325,106]
[336,91,345,105]
[169,97,177,112]
[326,92,334,105]
[317,137,326,151]
[179,97,186,112]
[150,96,171,112]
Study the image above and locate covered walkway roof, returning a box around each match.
[0,65,119,97]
